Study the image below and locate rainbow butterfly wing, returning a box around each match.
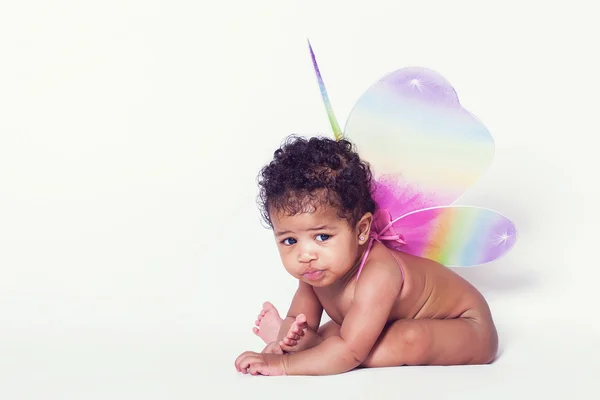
[308,40,495,214]
[387,206,517,267]
[344,66,495,215]
[307,41,516,266]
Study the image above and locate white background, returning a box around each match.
[1,1,599,398]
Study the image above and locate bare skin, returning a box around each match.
[254,244,498,367]
[235,205,498,376]
[252,301,283,343]
[253,302,308,354]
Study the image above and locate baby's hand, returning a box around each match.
[235,351,287,376]
[279,314,308,353]
[262,341,284,355]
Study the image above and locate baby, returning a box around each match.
[234,136,498,376]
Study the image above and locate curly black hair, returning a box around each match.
[257,135,377,228]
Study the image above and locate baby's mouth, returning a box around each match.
[302,269,324,281]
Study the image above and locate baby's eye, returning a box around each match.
[316,234,330,242]
[282,237,297,245]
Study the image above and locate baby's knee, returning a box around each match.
[468,316,499,364]
[396,322,430,364]
[480,327,499,364]
[472,338,497,364]
[361,322,429,368]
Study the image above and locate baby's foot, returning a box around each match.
[262,341,284,355]
[252,301,283,344]
[279,314,308,352]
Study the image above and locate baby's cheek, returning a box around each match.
[278,254,292,270]
[327,247,352,268]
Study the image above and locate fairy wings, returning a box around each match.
[308,40,517,267]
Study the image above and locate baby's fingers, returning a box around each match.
[248,363,264,375]
[235,351,260,372]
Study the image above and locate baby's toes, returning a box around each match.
[290,327,306,339]
[293,321,307,333]
[294,322,308,333]
[296,319,308,330]
[296,314,307,325]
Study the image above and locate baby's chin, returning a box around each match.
[303,279,332,288]
[295,271,327,286]
[301,271,345,288]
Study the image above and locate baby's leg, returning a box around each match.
[361,311,498,367]
[316,320,341,340]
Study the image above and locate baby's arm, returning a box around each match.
[275,280,323,351]
[282,261,403,375]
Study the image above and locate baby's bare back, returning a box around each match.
[317,243,492,325]
[392,250,491,321]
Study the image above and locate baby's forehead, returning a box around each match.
[271,206,345,231]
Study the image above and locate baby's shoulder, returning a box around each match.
[365,243,449,283]
[389,247,447,272]
[358,243,405,282]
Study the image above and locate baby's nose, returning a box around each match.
[298,246,318,262]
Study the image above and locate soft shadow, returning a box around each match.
[451,260,540,297]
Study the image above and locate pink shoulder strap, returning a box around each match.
[356,208,407,283]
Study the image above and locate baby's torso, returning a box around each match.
[314,243,485,325]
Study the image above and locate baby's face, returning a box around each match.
[270,205,362,287]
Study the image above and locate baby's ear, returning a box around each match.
[356,212,373,239]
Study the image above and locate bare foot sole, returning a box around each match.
[253,302,283,343]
